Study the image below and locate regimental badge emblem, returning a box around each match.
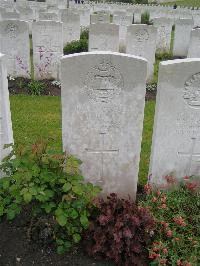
[184,73,200,109]
[84,58,124,103]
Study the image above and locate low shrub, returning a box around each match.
[141,11,152,25]
[63,29,89,55]
[63,38,88,55]
[84,193,155,266]
[80,28,89,40]
[27,80,46,95]
[141,176,200,265]
[0,140,101,254]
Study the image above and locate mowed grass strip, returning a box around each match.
[10,95,155,185]
[164,0,200,7]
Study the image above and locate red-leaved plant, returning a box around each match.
[84,193,155,266]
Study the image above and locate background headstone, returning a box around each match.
[153,17,173,53]
[188,28,200,58]
[0,20,30,78]
[61,11,80,46]
[89,23,119,52]
[126,24,157,81]
[173,18,194,57]
[32,21,63,80]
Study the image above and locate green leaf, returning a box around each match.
[2,179,10,190]
[23,192,32,203]
[0,205,4,216]
[44,189,54,199]
[72,185,83,196]
[43,202,56,213]
[56,214,67,226]
[80,215,89,229]
[73,233,81,243]
[7,209,16,220]
[62,182,72,192]
[57,245,66,254]
[29,187,38,196]
[69,209,78,219]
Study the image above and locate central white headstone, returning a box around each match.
[61,52,147,199]
[149,59,200,185]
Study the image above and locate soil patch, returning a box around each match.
[8,78,156,101]
[0,187,148,266]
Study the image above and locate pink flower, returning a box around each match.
[173,216,186,227]
[166,230,172,237]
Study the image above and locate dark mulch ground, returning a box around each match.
[8,77,157,100]
[0,186,148,266]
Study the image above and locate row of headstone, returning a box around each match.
[1,51,200,198]
[1,18,200,81]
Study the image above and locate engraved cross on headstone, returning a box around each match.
[85,133,119,186]
[178,137,200,175]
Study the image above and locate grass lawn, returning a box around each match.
[163,0,200,7]
[10,95,155,186]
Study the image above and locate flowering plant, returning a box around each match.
[141,176,200,265]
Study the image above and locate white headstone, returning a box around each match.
[61,51,147,199]
[0,53,13,170]
[61,11,80,46]
[0,20,30,78]
[113,14,133,49]
[173,19,194,57]
[126,24,157,81]
[1,11,20,20]
[32,21,63,80]
[153,17,173,53]
[149,59,200,185]
[91,13,110,24]
[39,12,58,21]
[79,8,90,27]
[188,28,200,58]
[89,23,119,52]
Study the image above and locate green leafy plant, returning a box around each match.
[141,176,200,265]
[27,80,45,96]
[141,11,152,25]
[84,193,155,265]
[63,39,88,55]
[80,28,89,40]
[0,140,101,254]
[63,29,89,55]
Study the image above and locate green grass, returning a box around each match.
[163,0,200,7]
[10,95,62,151]
[10,95,155,185]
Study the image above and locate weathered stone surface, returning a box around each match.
[0,20,30,78]
[149,59,200,185]
[173,18,194,57]
[188,28,200,58]
[89,23,119,52]
[126,24,157,81]
[153,17,173,53]
[0,53,13,170]
[61,52,147,199]
[32,20,63,80]
[61,11,80,46]
[91,13,110,24]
